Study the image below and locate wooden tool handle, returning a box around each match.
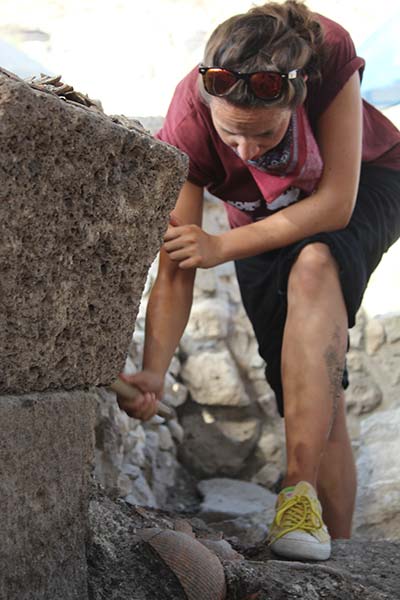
[110,377,173,420]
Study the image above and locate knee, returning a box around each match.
[288,243,339,301]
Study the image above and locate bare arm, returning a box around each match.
[165,72,363,268]
[120,180,204,418]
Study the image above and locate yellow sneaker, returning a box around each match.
[268,481,331,561]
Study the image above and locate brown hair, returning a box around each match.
[201,1,324,109]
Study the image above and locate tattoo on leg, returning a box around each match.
[324,324,345,431]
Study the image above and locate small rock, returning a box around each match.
[257,429,284,460]
[164,374,188,408]
[252,464,282,489]
[120,471,158,508]
[355,408,400,540]
[181,349,250,407]
[345,375,383,415]
[346,350,364,373]
[256,389,279,418]
[167,419,184,444]
[121,464,142,478]
[193,268,217,296]
[365,318,386,354]
[349,310,366,350]
[168,355,181,378]
[158,425,175,451]
[382,313,400,344]
[198,478,277,521]
[207,517,269,546]
[180,297,230,354]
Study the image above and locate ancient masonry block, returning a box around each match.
[0,70,188,394]
[0,70,188,599]
[0,390,95,599]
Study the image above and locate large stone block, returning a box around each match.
[0,71,187,394]
[0,390,96,599]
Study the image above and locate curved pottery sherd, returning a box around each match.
[139,528,227,600]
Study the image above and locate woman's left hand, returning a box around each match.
[163,222,223,269]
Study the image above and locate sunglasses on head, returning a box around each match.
[199,65,300,101]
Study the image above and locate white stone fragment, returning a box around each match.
[194,268,218,296]
[346,351,364,373]
[123,354,137,376]
[252,463,281,489]
[345,375,383,416]
[121,464,142,477]
[198,478,277,520]
[365,318,386,355]
[349,310,366,350]
[382,313,400,344]
[168,355,182,378]
[167,419,184,444]
[124,473,158,508]
[181,348,250,406]
[355,408,400,540]
[158,424,175,451]
[164,372,188,408]
[180,298,231,354]
[257,430,283,460]
[216,418,260,444]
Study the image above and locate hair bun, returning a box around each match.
[284,1,324,53]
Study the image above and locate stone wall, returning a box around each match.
[0,71,187,598]
[95,189,400,541]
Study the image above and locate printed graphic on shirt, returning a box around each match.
[267,187,300,211]
[226,187,300,218]
[226,198,262,212]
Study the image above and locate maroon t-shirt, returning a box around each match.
[156,14,400,227]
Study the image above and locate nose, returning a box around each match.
[235,139,264,162]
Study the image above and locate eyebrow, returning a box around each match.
[220,125,274,136]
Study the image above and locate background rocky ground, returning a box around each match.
[93,116,400,544]
[94,187,400,544]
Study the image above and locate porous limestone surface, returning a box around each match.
[0,71,187,395]
[0,389,96,600]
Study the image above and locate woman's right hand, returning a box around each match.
[117,370,165,421]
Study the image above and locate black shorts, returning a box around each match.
[235,164,400,417]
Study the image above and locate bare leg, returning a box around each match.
[317,390,356,538]
[280,243,349,495]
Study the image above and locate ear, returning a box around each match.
[303,73,309,82]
